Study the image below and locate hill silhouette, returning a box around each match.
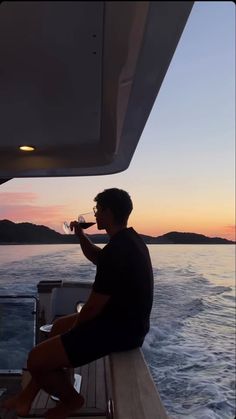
[0,220,234,245]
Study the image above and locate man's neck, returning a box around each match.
[106,223,127,238]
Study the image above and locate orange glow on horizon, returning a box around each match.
[0,192,235,242]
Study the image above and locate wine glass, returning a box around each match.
[62,211,96,234]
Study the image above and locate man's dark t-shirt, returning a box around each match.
[93,227,153,348]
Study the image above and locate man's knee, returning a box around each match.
[50,316,69,337]
[49,317,61,336]
[49,314,76,337]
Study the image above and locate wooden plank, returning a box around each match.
[45,395,57,410]
[78,363,89,407]
[17,406,107,418]
[31,389,50,411]
[74,359,108,417]
[16,416,106,419]
[30,391,41,411]
[95,357,107,410]
[86,361,96,407]
[109,349,169,419]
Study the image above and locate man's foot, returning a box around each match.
[45,394,84,419]
[1,394,32,416]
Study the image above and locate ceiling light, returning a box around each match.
[19,145,35,152]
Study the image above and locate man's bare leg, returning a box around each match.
[1,313,78,416]
[1,379,40,416]
[33,368,84,419]
[27,334,84,419]
[48,313,78,338]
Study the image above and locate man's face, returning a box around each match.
[94,204,108,230]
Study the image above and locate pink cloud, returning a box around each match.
[0,204,66,220]
[222,225,236,241]
[0,192,70,231]
[224,225,236,232]
[0,192,37,204]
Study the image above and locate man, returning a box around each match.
[3,188,153,419]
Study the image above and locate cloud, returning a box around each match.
[224,225,236,232]
[0,192,37,204]
[222,225,236,241]
[0,204,66,222]
[0,191,68,232]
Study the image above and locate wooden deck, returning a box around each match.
[0,357,110,419]
[1,349,170,419]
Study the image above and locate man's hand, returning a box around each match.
[70,221,83,236]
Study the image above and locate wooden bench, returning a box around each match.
[109,348,169,419]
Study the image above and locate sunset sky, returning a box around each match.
[0,2,235,241]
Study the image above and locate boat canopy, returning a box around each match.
[0,1,193,184]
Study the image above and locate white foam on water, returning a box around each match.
[143,255,235,419]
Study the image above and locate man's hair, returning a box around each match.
[94,188,133,224]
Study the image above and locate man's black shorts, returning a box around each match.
[60,317,141,367]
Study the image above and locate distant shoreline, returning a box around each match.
[0,220,235,245]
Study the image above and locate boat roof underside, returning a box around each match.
[0,1,193,184]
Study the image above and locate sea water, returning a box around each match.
[0,244,235,419]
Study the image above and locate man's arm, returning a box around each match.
[73,290,110,327]
[71,221,101,265]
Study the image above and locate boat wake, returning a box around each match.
[142,266,235,419]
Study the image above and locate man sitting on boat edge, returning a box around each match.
[2,188,154,419]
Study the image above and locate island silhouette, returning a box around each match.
[0,220,234,245]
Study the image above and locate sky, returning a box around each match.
[0,2,235,241]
